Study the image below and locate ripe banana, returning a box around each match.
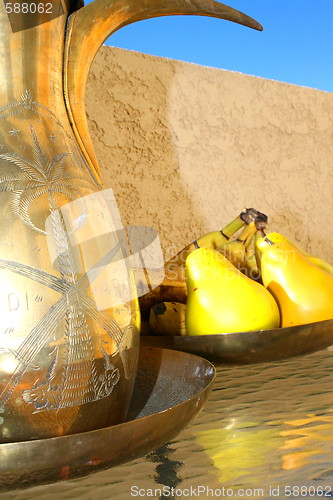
[164,211,247,269]
[149,302,186,336]
[222,221,260,279]
[138,264,187,316]
[254,229,263,272]
[138,208,268,317]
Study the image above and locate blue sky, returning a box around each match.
[86,0,333,94]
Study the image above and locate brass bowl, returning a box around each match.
[141,319,333,364]
[0,346,215,491]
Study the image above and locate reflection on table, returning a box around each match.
[3,345,333,500]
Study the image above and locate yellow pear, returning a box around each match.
[257,232,333,276]
[185,248,280,335]
[257,239,333,327]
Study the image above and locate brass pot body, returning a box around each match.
[0,0,140,443]
[0,0,261,442]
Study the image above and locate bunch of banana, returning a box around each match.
[139,207,267,318]
[222,220,259,279]
[147,219,333,336]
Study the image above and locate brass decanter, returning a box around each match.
[0,0,261,442]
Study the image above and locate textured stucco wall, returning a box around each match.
[86,46,333,263]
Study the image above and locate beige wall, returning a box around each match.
[86,46,333,262]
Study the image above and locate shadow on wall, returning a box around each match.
[86,45,208,261]
[86,45,333,262]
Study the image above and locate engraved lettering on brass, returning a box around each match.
[7,293,19,312]
[3,327,14,335]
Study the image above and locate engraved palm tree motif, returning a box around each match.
[0,126,128,411]
[0,124,92,234]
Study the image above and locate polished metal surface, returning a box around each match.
[0,0,141,442]
[0,346,215,491]
[142,319,333,364]
[0,0,262,443]
[3,346,333,499]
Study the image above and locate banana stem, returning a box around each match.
[235,221,257,247]
[220,214,246,239]
[244,222,257,250]
[244,233,254,251]
[240,208,268,228]
[254,229,262,250]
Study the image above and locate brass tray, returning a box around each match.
[0,346,215,492]
[141,319,333,364]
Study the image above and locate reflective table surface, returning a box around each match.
[3,345,333,499]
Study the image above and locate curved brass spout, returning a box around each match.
[64,0,263,184]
